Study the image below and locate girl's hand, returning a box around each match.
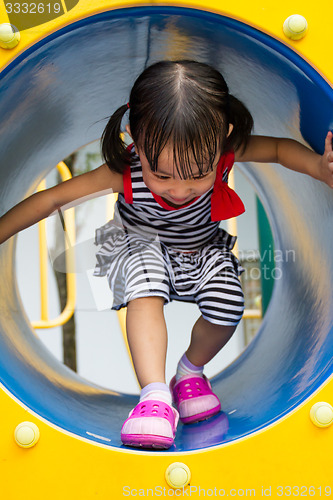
[319,131,333,188]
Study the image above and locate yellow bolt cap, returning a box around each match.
[14,422,40,448]
[283,15,308,40]
[165,462,191,489]
[310,402,333,428]
[0,24,20,49]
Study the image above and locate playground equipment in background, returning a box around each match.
[0,1,332,497]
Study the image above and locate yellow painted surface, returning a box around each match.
[0,378,332,498]
[1,0,333,497]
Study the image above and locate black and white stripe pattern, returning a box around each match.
[94,153,244,325]
[193,269,244,325]
[118,156,230,251]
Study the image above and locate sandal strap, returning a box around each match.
[172,375,214,404]
[127,400,178,431]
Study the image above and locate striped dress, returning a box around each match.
[94,148,245,325]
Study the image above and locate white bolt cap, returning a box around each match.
[310,402,333,428]
[283,15,308,40]
[165,462,191,489]
[0,23,20,49]
[14,422,40,448]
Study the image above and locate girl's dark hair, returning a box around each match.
[101,60,253,177]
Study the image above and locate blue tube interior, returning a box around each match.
[0,8,333,452]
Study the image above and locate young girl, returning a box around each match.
[0,60,332,450]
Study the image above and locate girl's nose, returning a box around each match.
[168,183,192,198]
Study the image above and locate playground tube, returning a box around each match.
[0,1,332,497]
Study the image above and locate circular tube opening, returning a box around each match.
[0,8,333,451]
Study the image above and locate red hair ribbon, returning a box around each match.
[210,151,245,221]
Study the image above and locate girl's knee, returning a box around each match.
[195,269,245,325]
[199,300,244,327]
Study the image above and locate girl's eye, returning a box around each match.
[155,175,170,180]
[192,173,210,180]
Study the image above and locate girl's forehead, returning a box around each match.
[155,148,185,174]
[136,141,220,179]
[155,157,203,180]
[154,146,217,177]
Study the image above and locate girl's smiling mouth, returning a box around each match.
[165,195,196,206]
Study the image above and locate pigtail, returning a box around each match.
[101,104,131,173]
[225,95,254,154]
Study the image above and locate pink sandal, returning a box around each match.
[170,375,221,424]
[121,400,179,449]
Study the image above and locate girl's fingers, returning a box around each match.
[325,131,333,154]
[322,132,333,188]
[329,151,333,164]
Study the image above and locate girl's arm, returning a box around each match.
[0,164,124,245]
[235,132,333,188]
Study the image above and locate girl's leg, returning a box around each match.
[171,319,236,424]
[126,296,167,388]
[172,269,244,424]
[121,296,179,449]
[186,267,244,368]
[185,316,236,367]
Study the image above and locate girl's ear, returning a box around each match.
[125,124,139,155]
[227,123,234,137]
[125,124,132,138]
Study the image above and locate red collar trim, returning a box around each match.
[123,164,133,204]
[151,192,199,210]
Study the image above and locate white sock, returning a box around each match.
[140,382,172,405]
[176,352,204,381]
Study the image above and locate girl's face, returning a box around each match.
[125,124,233,207]
[135,144,218,207]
